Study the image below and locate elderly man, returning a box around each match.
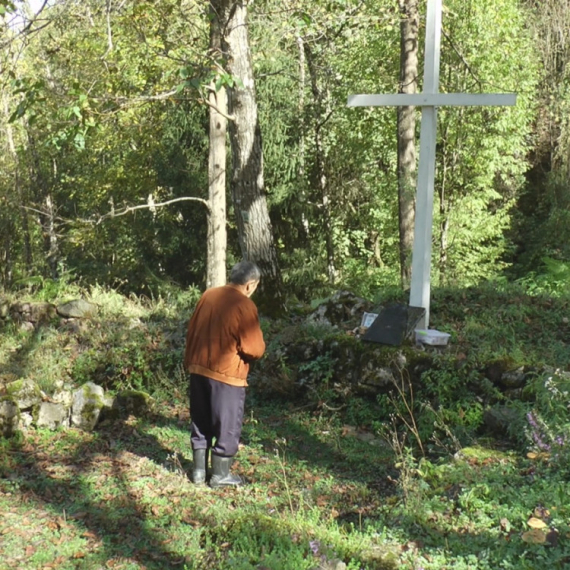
[184,261,266,488]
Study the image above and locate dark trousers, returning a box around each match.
[189,373,246,457]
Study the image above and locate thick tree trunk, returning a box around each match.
[397,0,419,288]
[206,4,228,289]
[218,0,284,310]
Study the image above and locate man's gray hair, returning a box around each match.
[229,260,261,285]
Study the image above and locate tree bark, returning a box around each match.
[297,34,310,238]
[305,43,337,284]
[206,3,228,289]
[3,94,33,274]
[397,0,419,289]
[217,0,284,310]
[27,131,59,278]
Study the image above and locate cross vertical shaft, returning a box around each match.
[409,0,442,328]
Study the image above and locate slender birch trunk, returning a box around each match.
[206,3,228,288]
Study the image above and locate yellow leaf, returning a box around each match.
[527,517,548,529]
[522,529,547,544]
[527,452,550,461]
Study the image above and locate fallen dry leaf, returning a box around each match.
[527,451,550,461]
[528,517,548,529]
[522,529,547,544]
[25,545,36,557]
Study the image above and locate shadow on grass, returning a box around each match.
[0,410,217,569]
[240,395,397,492]
[239,398,570,570]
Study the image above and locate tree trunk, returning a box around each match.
[316,120,336,285]
[438,160,449,279]
[218,0,284,310]
[305,43,337,284]
[44,192,59,278]
[297,34,310,238]
[397,0,419,289]
[27,131,59,278]
[206,4,228,289]
[3,94,33,274]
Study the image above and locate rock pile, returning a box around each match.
[0,378,150,438]
[0,298,98,331]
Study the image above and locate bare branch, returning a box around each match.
[441,28,482,89]
[199,97,235,121]
[102,0,114,58]
[94,196,210,224]
[23,206,66,223]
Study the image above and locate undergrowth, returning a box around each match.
[0,281,568,569]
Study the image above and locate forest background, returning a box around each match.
[1,0,569,303]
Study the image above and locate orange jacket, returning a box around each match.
[184,285,265,387]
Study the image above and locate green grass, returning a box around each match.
[0,281,569,569]
[2,403,570,569]
[0,403,401,570]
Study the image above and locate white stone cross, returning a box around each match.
[348,0,517,328]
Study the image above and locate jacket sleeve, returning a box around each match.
[238,304,265,362]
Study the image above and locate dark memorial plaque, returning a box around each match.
[362,304,425,346]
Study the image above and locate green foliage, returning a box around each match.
[523,370,570,475]
[431,0,539,285]
[0,0,552,304]
[517,258,570,296]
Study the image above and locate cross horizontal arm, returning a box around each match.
[347,93,517,107]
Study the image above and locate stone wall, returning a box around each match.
[0,378,150,437]
[0,298,99,331]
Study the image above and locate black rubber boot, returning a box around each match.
[209,454,243,488]
[192,448,207,485]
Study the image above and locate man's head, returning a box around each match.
[229,261,261,298]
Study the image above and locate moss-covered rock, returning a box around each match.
[37,402,70,430]
[482,406,521,436]
[257,323,433,400]
[71,382,105,431]
[6,378,42,409]
[113,390,151,418]
[454,446,511,463]
[307,291,374,328]
[0,297,9,319]
[9,301,56,324]
[57,299,98,319]
[0,396,20,437]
